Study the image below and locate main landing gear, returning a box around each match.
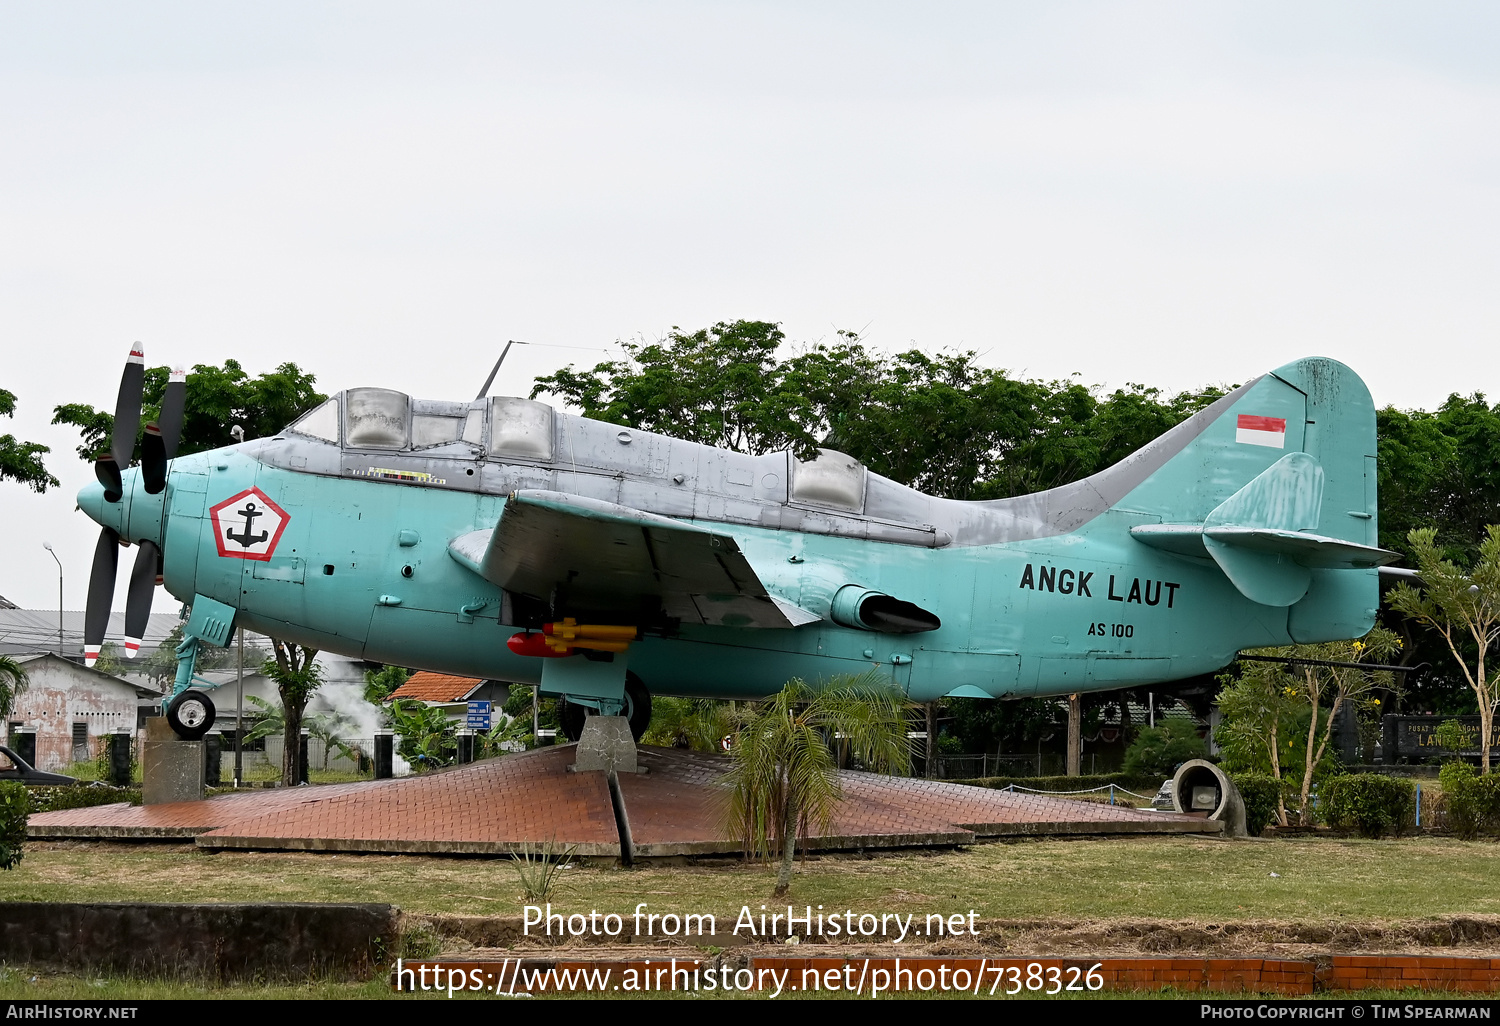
[559,672,652,743]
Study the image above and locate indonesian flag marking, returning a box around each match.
[1236,415,1286,448]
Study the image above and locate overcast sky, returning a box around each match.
[3,2,1499,612]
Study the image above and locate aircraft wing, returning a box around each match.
[447,489,818,629]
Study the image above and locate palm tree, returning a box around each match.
[0,656,30,720]
[722,672,912,897]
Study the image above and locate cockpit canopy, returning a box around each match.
[288,389,555,459]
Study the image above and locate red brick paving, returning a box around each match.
[31,745,1218,855]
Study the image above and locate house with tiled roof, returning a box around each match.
[388,671,510,720]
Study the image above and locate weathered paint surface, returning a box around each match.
[9,654,148,769]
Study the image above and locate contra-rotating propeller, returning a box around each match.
[82,346,186,666]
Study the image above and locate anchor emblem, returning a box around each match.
[209,487,290,561]
[225,501,270,548]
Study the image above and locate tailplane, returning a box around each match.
[1108,356,1390,638]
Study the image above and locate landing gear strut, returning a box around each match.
[559,673,652,743]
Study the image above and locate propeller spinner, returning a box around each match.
[81,350,185,666]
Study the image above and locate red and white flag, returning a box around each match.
[1236,415,1286,448]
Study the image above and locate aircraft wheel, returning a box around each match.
[166,690,216,741]
[624,672,652,743]
[559,698,587,743]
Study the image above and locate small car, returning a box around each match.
[0,745,78,785]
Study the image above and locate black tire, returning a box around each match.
[557,673,653,743]
[559,697,587,743]
[624,672,652,742]
[166,690,216,740]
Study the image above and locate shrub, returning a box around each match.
[1322,774,1415,838]
[1232,773,1282,836]
[1123,720,1208,776]
[953,772,1166,795]
[1439,762,1500,838]
[0,781,29,870]
[27,783,141,814]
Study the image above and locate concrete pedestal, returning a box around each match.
[142,717,205,806]
[570,716,642,774]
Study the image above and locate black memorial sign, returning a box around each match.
[1382,715,1500,760]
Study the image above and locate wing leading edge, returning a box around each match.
[447,489,817,629]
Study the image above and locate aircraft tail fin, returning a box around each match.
[1112,357,1389,632]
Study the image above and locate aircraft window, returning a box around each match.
[489,397,554,461]
[287,398,340,444]
[412,415,463,448]
[345,388,411,449]
[790,449,867,512]
[462,408,484,444]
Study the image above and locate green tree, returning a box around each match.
[363,665,412,705]
[1122,720,1207,777]
[1387,526,1500,775]
[262,640,323,786]
[388,699,456,770]
[722,674,912,897]
[1216,631,1399,824]
[532,320,1228,502]
[0,389,57,492]
[307,709,360,769]
[641,697,735,752]
[0,656,31,719]
[52,360,324,461]
[240,695,285,743]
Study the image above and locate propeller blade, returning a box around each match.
[158,368,185,458]
[84,527,120,667]
[110,344,145,471]
[140,368,184,494]
[123,540,159,659]
[141,425,165,494]
[94,455,122,504]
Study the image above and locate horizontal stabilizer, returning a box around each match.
[1131,524,1398,570]
[1131,452,1396,607]
[448,489,809,628]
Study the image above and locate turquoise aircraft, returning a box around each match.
[77,349,1396,741]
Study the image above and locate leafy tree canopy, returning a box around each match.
[0,388,58,493]
[532,321,1231,501]
[52,360,324,461]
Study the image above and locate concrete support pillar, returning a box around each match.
[12,730,36,770]
[374,730,393,779]
[203,731,222,787]
[1066,693,1082,777]
[142,717,204,805]
[925,702,937,779]
[107,730,132,786]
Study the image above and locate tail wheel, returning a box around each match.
[557,673,653,744]
[166,690,216,741]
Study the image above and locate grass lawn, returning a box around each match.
[4,834,1498,924]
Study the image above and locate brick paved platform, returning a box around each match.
[29,746,1219,856]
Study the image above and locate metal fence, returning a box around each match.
[934,753,1061,779]
[226,735,374,777]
